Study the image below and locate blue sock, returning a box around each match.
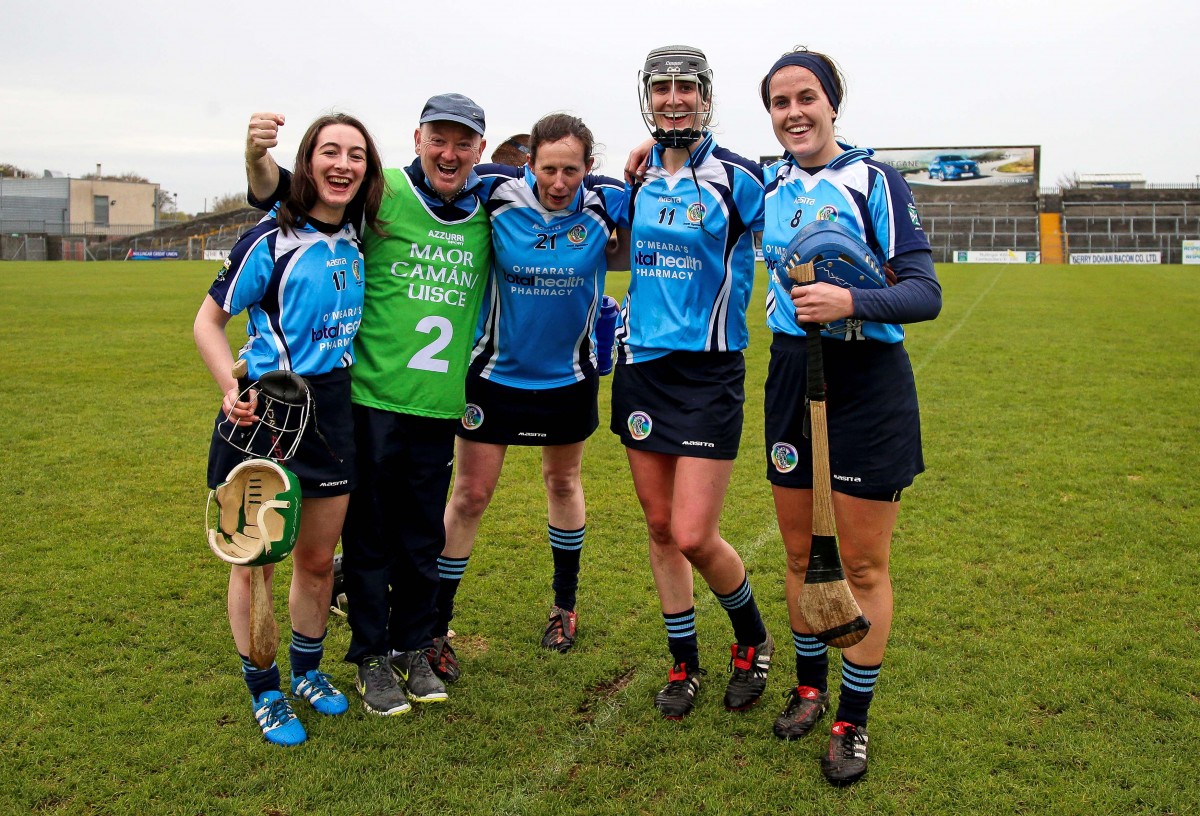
[549,524,584,611]
[712,574,768,646]
[288,629,326,679]
[435,555,470,636]
[663,607,700,669]
[792,631,830,693]
[240,655,280,699]
[835,657,881,727]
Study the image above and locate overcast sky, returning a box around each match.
[3,0,1195,213]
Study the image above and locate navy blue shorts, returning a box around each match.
[457,372,599,446]
[764,333,923,496]
[610,350,744,460]
[207,368,356,498]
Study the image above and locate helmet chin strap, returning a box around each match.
[652,127,704,149]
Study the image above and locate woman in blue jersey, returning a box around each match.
[194,113,384,746]
[758,47,941,785]
[430,113,628,679]
[613,45,774,721]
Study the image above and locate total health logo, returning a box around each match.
[567,224,587,244]
[627,411,653,441]
[771,442,798,473]
[462,404,484,430]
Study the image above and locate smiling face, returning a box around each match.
[530,136,592,211]
[307,123,368,223]
[650,78,710,135]
[768,65,841,166]
[414,121,485,200]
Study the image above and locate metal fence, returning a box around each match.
[1062,200,1200,263]
[916,200,1042,263]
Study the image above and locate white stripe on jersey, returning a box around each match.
[219,227,276,314]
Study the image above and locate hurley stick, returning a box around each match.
[231,358,280,669]
[787,260,870,649]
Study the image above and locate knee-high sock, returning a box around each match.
[434,555,470,636]
[549,524,584,611]
[712,575,767,646]
[834,656,881,727]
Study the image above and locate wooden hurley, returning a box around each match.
[787,259,870,649]
[232,358,279,670]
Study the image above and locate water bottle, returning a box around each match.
[595,295,618,376]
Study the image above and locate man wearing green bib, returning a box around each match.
[245,95,491,715]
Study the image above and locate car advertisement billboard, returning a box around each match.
[870,146,1039,187]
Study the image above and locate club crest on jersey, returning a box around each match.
[217,257,231,281]
[771,442,799,473]
[627,411,652,441]
[907,203,922,228]
[816,206,839,222]
[567,225,587,244]
[461,403,484,430]
[352,259,362,282]
[686,202,706,224]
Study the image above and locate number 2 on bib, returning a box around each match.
[407,315,453,373]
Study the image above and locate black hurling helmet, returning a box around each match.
[638,45,714,149]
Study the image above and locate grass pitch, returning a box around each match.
[1,261,1197,815]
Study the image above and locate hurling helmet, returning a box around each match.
[776,221,889,337]
[206,458,302,566]
[638,45,714,148]
[216,368,311,462]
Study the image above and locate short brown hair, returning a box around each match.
[529,114,595,165]
[490,134,531,166]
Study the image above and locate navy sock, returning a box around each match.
[792,631,830,693]
[434,555,470,635]
[240,655,280,699]
[548,524,584,611]
[288,629,325,678]
[834,657,881,727]
[663,607,700,669]
[712,574,768,646]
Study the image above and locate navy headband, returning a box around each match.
[760,53,841,112]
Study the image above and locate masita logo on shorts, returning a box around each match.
[462,403,484,430]
[627,411,652,441]
[771,442,799,473]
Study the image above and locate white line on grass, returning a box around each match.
[912,265,1007,375]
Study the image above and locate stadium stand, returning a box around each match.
[83,208,260,261]
[911,186,1041,263]
[1060,188,1200,263]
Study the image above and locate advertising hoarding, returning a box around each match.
[871,146,1039,188]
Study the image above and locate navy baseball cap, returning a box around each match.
[419,93,486,135]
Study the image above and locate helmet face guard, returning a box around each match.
[217,370,311,462]
[776,221,889,337]
[206,458,302,566]
[638,45,714,149]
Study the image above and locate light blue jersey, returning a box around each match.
[471,164,627,388]
[209,217,365,378]
[762,147,929,342]
[616,134,765,363]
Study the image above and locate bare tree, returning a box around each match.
[209,192,250,214]
[0,163,35,178]
[1056,171,1079,190]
